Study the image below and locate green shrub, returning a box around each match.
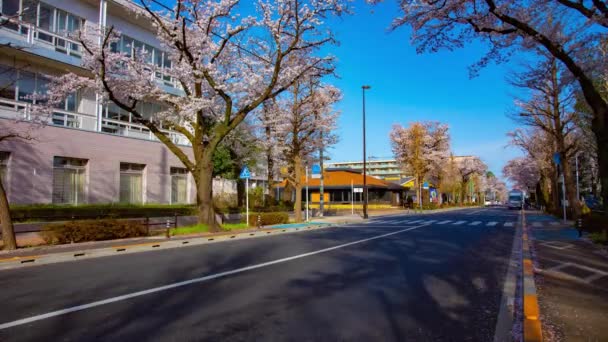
[422,203,439,210]
[582,214,608,233]
[589,231,608,245]
[11,204,196,222]
[42,219,148,244]
[247,212,289,226]
[213,193,238,211]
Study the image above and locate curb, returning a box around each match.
[521,211,543,342]
[0,222,344,271]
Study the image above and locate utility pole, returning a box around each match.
[362,85,371,219]
[575,152,580,202]
[319,127,325,217]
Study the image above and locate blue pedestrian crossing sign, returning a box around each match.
[239,166,251,179]
[422,181,429,190]
[311,164,321,179]
[553,152,561,165]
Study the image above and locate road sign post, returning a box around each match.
[239,166,251,227]
[306,166,309,222]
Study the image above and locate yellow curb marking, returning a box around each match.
[0,255,39,263]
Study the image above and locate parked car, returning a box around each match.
[484,200,492,206]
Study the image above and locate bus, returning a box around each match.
[508,190,524,210]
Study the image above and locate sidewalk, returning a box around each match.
[0,214,364,270]
[526,211,608,341]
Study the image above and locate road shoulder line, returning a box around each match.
[493,211,521,342]
[521,211,543,342]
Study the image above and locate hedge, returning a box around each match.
[11,204,197,222]
[247,212,289,226]
[582,214,608,233]
[42,219,148,244]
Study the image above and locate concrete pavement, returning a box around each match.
[526,211,608,341]
[0,207,519,341]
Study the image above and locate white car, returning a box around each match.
[484,200,492,206]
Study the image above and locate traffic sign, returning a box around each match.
[311,164,321,179]
[354,187,363,193]
[422,181,429,190]
[553,152,561,165]
[239,166,251,179]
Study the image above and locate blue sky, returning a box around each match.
[323,0,523,178]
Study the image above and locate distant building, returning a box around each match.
[326,159,405,181]
[278,169,406,206]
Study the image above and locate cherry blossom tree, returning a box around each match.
[372,0,608,214]
[46,0,346,229]
[455,156,488,203]
[263,78,341,222]
[509,53,582,216]
[390,121,450,208]
[503,157,541,191]
[508,128,558,209]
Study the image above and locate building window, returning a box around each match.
[52,156,87,205]
[0,64,78,116]
[0,151,9,188]
[120,162,145,204]
[170,167,188,204]
[3,0,84,56]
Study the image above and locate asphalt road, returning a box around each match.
[0,207,519,341]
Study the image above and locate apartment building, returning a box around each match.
[0,0,196,205]
[326,159,406,181]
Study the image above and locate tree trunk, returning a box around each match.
[236,179,245,208]
[293,155,303,222]
[0,179,16,250]
[195,151,220,231]
[596,128,608,215]
[266,149,275,203]
[561,152,581,218]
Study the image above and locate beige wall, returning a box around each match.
[0,119,196,205]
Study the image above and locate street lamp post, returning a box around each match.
[362,85,371,219]
[575,151,580,202]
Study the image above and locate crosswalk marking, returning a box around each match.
[453,221,466,225]
[438,220,451,224]
[469,221,482,226]
[396,220,410,224]
[408,220,422,224]
[505,222,515,227]
[487,222,498,227]
[550,221,560,226]
[425,220,437,224]
[532,222,542,227]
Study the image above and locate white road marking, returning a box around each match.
[0,223,430,330]
[487,222,498,227]
[469,221,482,226]
[437,220,452,224]
[408,220,422,224]
[550,222,560,226]
[453,221,466,225]
[532,222,542,227]
[424,220,437,224]
[504,222,514,227]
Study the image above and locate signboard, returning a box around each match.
[353,187,363,193]
[239,166,251,179]
[430,188,437,201]
[422,181,429,190]
[311,164,321,179]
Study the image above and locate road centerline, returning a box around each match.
[0,223,430,331]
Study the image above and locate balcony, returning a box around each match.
[0,16,83,65]
[0,97,190,147]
